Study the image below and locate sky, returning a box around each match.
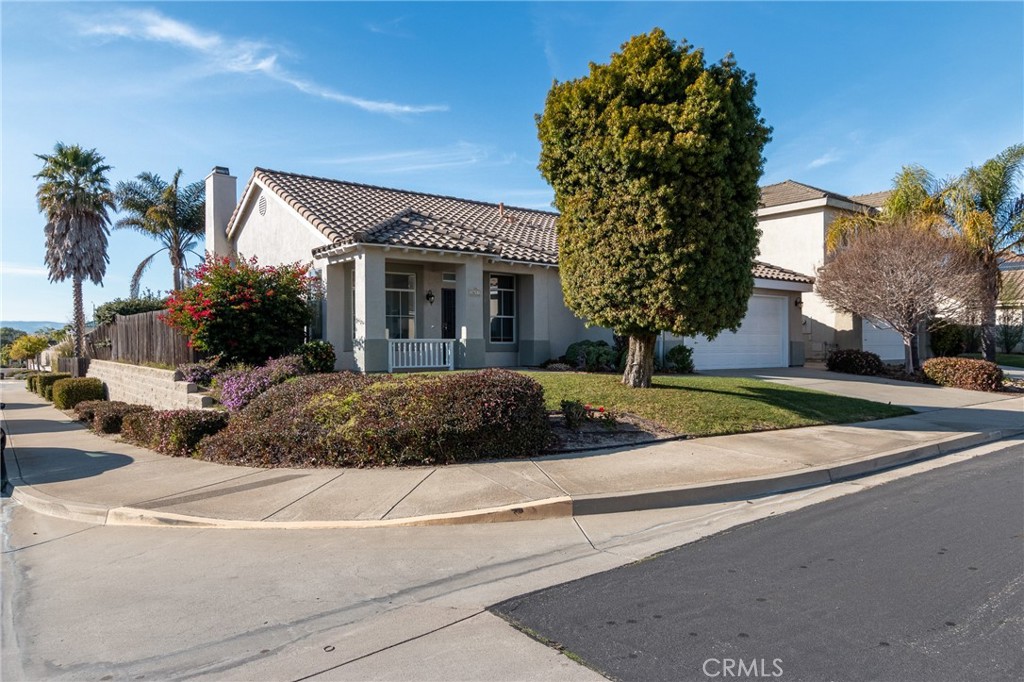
[2,1,1022,324]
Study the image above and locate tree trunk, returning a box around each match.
[909,329,921,371]
[902,334,915,374]
[72,272,85,358]
[980,256,1000,363]
[622,333,656,388]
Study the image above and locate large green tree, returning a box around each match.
[115,169,205,296]
[826,143,1024,362]
[34,143,114,357]
[537,29,771,387]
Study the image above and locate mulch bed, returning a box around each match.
[545,412,680,453]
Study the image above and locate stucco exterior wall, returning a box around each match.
[87,359,211,410]
[232,186,329,266]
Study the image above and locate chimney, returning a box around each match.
[205,166,237,258]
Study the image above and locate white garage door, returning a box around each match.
[686,295,789,370]
[861,318,905,362]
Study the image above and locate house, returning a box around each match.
[205,166,812,373]
[755,180,914,362]
[997,253,1024,352]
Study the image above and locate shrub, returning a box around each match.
[51,378,105,410]
[92,402,153,434]
[665,344,695,373]
[25,373,42,393]
[212,355,306,412]
[74,399,109,423]
[298,340,336,373]
[163,255,318,364]
[565,340,617,371]
[176,357,222,386]
[930,322,967,357]
[309,369,552,466]
[825,349,884,376]
[93,294,167,326]
[36,372,72,400]
[198,370,553,468]
[545,362,573,372]
[561,400,588,429]
[123,409,229,457]
[996,309,1024,353]
[198,372,378,467]
[922,357,1003,392]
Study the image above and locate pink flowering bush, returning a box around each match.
[163,255,319,364]
[212,355,307,411]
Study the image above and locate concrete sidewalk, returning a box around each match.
[1,371,1021,529]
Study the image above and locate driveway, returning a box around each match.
[703,365,1014,412]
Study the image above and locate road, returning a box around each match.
[2,439,1019,680]
[492,444,1024,682]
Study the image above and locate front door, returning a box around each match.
[441,288,456,339]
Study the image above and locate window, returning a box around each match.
[442,272,457,283]
[489,274,515,343]
[385,272,416,339]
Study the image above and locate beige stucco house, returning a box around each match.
[205,166,813,373]
[756,180,913,362]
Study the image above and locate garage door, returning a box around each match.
[685,295,789,370]
[861,318,905,362]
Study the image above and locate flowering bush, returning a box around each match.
[922,357,1003,392]
[561,400,588,429]
[297,340,336,373]
[176,357,222,386]
[163,255,319,364]
[212,355,306,411]
[826,349,885,376]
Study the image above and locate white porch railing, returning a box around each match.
[388,339,455,372]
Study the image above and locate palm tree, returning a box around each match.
[34,143,114,357]
[945,144,1024,361]
[826,143,1024,362]
[115,169,205,296]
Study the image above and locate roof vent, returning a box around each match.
[258,195,267,216]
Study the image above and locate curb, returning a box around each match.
[5,429,1021,529]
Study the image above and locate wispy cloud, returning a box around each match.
[75,8,447,115]
[808,148,841,169]
[1,262,50,277]
[318,142,493,173]
[365,15,413,39]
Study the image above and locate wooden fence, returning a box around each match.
[86,310,198,367]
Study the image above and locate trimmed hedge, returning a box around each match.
[74,399,109,423]
[922,357,1003,392]
[25,373,43,393]
[91,402,153,434]
[565,340,617,371]
[51,378,105,410]
[36,372,72,400]
[826,349,884,376]
[122,409,229,457]
[198,369,553,468]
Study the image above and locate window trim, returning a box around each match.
[488,273,516,344]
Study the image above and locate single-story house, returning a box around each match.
[756,180,916,362]
[205,166,813,373]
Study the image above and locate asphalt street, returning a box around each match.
[492,444,1024,682]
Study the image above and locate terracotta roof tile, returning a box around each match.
[752,261,814,284]
[250,168,812,284]
[849,190,891,208]
[759,180,883,210]
[254,168,558,264]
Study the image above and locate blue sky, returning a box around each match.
[2,1,1022,324]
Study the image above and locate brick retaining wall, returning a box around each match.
[87,359,212,410]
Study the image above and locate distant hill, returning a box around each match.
[1,321,68,334]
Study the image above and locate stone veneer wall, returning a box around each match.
[87,359,212,410]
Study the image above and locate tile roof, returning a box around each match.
[243,167,813,284]
[250,168,559,265]
[752,261,814,284]
[759,180,883,211]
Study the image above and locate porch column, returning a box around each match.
[322,262,346,370]
[456,258,486,368]
[519,270,551,366]
[354,248,388,372]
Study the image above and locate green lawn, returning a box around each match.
[959,353,1024,369]
[521,371,913,437]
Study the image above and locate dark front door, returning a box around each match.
[441,288,456,339]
